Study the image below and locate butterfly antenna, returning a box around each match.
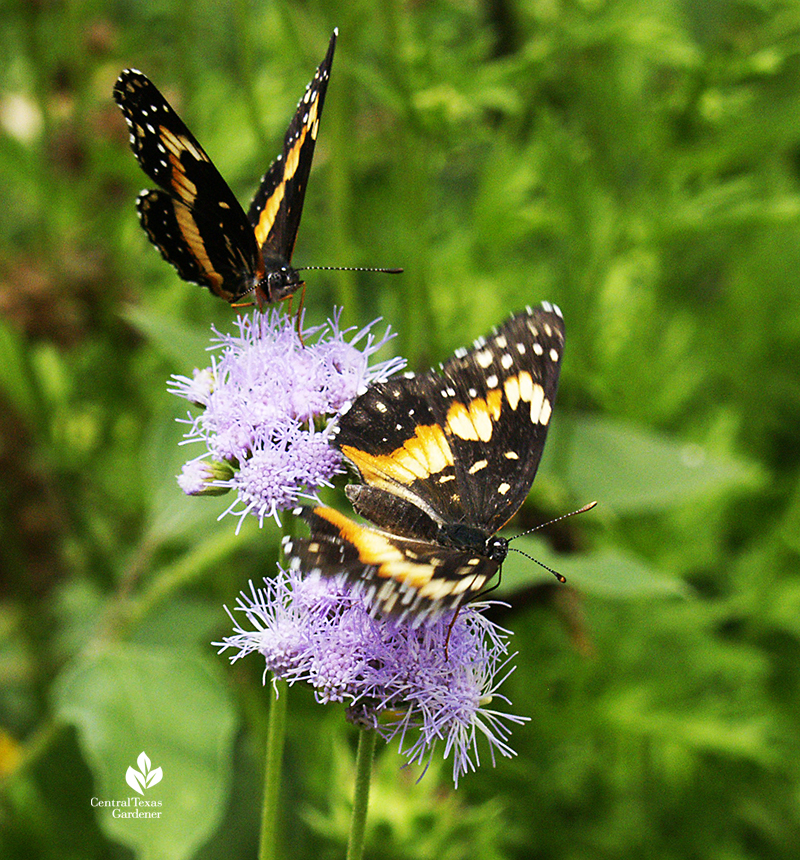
[298,265,404,274]
[510,501,597,540]
[507,546,567,584]
[507,501,597,585]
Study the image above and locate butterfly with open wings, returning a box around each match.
[284,302,566,624]
[113,30,337,308]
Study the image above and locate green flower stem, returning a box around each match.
[259,677,288,860]
[346,728,377,860]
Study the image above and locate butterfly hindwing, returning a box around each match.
[345,484,440,541]
[135,189,258,300]
[284,505,498,621]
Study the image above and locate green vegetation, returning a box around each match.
[1,0,798,857]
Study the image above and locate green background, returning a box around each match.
[1,0,798,857]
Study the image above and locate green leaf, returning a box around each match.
[54,645,237,860]
[140,404,231,545]
[121,305,214,372]
[500,537,688,599]
[561,415,762,515]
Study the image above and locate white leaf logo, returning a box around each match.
[126,751,163,795]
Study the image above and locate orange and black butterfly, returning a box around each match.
[113,30,337,308]
[285,304,567,624]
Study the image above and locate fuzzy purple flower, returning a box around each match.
[217,569,529,786]
[169,309,405,529]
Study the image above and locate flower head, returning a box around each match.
[217,569,529,786]
[169,309,404,529]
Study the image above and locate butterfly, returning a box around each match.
[283,302,566,624]
[113,29,337,308]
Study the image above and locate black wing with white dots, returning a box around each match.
[435,302,565,534]
[248,29,337,299]
[113,29,337,306]
[114,69,261,302]
[336,302,565,535]
[284,303,566,622]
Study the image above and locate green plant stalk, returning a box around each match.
[346,728,377,860]
[119,529,244,634]
[232,0,271,157]
[259,677,288,860]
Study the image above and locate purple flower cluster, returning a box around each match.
[217,570,529,786]
[169,309,405,529]
[172,305,531,784]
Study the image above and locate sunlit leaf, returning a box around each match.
[54,645,237,860]
[500,537,688,599]
[560,415,763,515]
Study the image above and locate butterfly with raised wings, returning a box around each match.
[284,302,567,624]
[113,30,337,308]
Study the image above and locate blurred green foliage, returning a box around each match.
[1,0,799,857]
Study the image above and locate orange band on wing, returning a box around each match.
[341,423,454,487]
[313,506,436,588]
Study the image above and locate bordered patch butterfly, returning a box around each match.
[283,302,566,623]
[113,30,337,308]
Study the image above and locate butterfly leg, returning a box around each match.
[293,282,308,345]
[444,608,461,661]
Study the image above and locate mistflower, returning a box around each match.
[217,569,529,786]
[169,309,405,529]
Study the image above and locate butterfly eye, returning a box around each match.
[264,266,303,301]
[484,535,509,562]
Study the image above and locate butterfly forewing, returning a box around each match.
[249,30,337,265]
[435,304,565,534]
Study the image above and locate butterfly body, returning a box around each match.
[113,30,337,307]
[285,302,565,623]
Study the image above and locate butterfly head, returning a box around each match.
[439,522,510,565]
[256,260,304,307]
[484,535,510,563]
